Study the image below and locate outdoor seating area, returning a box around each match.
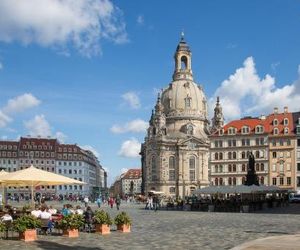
[156,185,290,213]
[0,203,132,241]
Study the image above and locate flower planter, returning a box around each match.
[63,229,79,238]
[208,205,215,212]
[95,224,110,235]
[117,224,131,233]
[19,229,37,242]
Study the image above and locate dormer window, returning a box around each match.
[185,97,192,108]
[228,127,236,135]
[273,119,278,126]
[241,126,250,134]
[283,118,289,126]
[273,128,279,135]
[284,127,289,134]
[255,125,264,134]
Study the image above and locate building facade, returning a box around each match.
[141,35,210,198]
[268,108,296,190]
[209,106,298,191]
[121,169,142,196]
[0,137,107,197]
[210,113,269,186]
[293,112,300,192]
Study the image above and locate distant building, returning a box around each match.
[121,169,142,196]
[0,136,107,196]
[110,169,142,197]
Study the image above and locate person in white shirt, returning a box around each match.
[75,205,84,215]
[39,207,52,220]
[31,205,42,218]
[84,196,89,207]
[48,206,57,215]
[1,213,13,222]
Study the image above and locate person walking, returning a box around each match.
[116,195,121,210]
[96,197,102,208]
[109,197,114,209]
[84,206,94,233]
[84,196,89,208]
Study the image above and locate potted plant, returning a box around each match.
[114,212,131,233]
[57,214,84,238]
[0,221,6,239]
[93,210,112,235]
[13,214,41,242]
[22,204,31,214]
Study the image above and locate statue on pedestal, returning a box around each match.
[245,152,259,186]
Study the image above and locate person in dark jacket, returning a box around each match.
[84,206,94,233]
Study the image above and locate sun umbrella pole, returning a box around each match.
[31,182,34,208]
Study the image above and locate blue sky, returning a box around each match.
[0,0,300,184]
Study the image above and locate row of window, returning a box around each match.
[271,163,291,172]
[272,177,292,186]
[213,150,265,160]
[213,138,265,148]
[150,156,196,181]
[213,163,265,173]
[58,185,83,191]
[272,151,292,158]
[0,145,18,150]
[271,139,292,147]
[214,176,265,186]
[58,169,83,175]
[227,125,265,135]
[58,161,82,167]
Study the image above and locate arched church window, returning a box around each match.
[215,178,219,186]
[181,56,188,70]
[169,156,175,181]
[233,177,237,186]
[187,125,193,135]
[151,156,157,181]
[185,97,192,109]
[189,156,196,181]
[228,177,232,185]
[215,152,219,160]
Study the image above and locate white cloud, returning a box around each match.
[0,110,12,128]
[137,15,144,25]
[118,138,141,158]
[111,119,148,133]
[55,131,68,143]
[81,145,100,158]
[210,57,300,120]
[24,114,51,137]
[122,91,141,109]
[24,114,69,143]
[3,93,40,113]
[0,0,128,57]
[0,93,40,128]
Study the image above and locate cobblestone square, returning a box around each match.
[0,203,299,249]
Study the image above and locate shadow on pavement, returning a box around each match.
[35,241,104,250]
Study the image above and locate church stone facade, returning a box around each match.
[141,35,214,198]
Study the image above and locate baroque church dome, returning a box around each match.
[160,34,208,121]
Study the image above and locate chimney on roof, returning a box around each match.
[274,107,278,114]
[260,115,266,120]
[284,106,288,113]
[27,135,31,138]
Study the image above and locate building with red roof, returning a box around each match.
[209,106,298,190]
